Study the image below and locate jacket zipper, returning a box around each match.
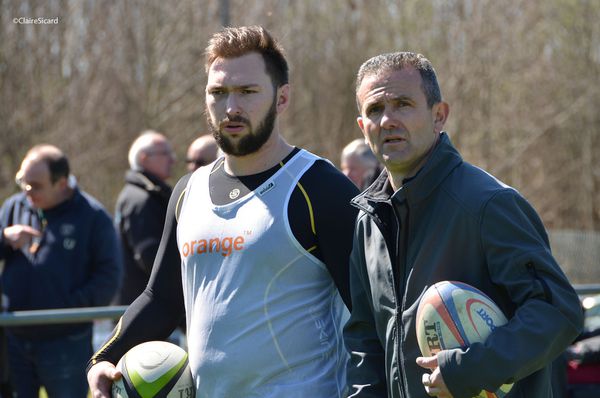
[353,199,407,397]
[390,201,407,398]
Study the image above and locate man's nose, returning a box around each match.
[226,94,242,115]
[380,107,399,130]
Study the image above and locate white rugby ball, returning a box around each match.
[112,341,195,398]
[416,281,513,398]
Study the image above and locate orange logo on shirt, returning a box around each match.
[182,235,245,258]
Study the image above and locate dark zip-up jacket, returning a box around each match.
[344,133,583,398]
[114,170,171,305]
[0,188,122,339]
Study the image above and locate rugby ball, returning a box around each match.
[112,341,195,398]
[416,281,513,398]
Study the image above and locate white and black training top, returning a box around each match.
[89,147,359,397]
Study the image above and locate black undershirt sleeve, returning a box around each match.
[87,175,189,370]
[292,160,359,310]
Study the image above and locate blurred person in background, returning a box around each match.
[0,144,121,398]
[340,137,381,191]
[115,131,175,306]
[185,134,219,172]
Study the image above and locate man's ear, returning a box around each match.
[56,176,69,189]
[276,84,290,113]
[138,151,150,169]
[432,101,449,133]
[357,116,365,134]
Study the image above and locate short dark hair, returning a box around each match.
[26,145,70,183]
[204,25,289,88]
[355,52,442,109]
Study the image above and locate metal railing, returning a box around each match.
[0,305,127,326]
[0,285,598,326]
[572,284,600,296]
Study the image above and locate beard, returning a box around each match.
[207,98,277,157]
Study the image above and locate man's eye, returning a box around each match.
[241,89,256,94]
[366,105,383,116]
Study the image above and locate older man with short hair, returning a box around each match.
[115,130,175,305]
[0,144,121,398]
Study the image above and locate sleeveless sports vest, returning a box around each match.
[177,149,347,397]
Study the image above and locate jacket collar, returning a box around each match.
[352,132,463,214]
[125,170,171,196]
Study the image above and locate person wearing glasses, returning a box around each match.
[0,144,121,398]
[114,131,175,306]
[186,134,219,172]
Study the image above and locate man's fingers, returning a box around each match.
[422,372,432,386]
[424,385,442,397]
[91,389,109,398]
[422,367,453,398]
[2,225,42,249]
[20,225,41,236]
[3,225,41,240]
[422,372,440,397]
[416,355,438,370]
[88,361,121,398]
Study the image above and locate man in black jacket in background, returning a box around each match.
[115,130,175,305]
